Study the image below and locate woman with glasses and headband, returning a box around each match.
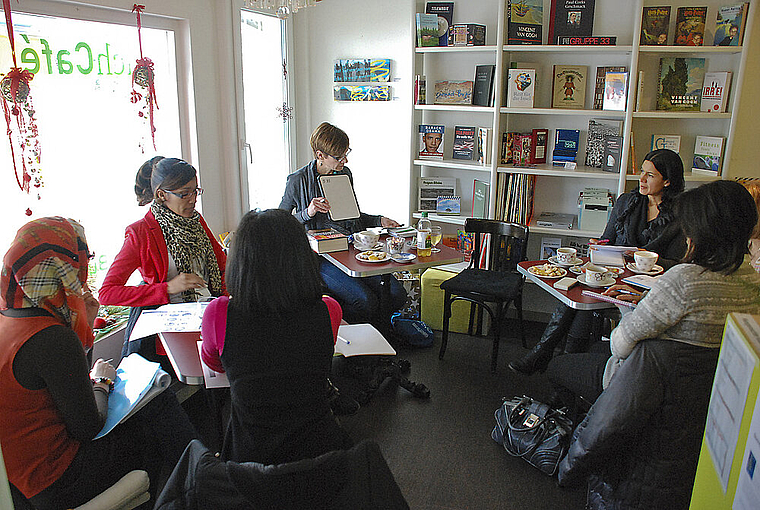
[279,122,407,325]
[100,157,227,360]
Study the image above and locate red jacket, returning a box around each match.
[99,210,227,307]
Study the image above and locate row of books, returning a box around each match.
[494,172,535,226]
[416,2,486,47]
[416,65,496,106]
[418,125,491,164]
[641,3,749,46]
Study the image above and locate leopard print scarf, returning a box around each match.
[150,202,222,301]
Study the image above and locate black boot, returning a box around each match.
[508,305,576,375]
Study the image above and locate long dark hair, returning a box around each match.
[226,209,323,315]
[676,180,757,274]
[134,157,196,206]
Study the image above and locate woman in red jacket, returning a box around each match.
[99,157,227,358]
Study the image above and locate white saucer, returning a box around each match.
[626,262,664,275]
[391,252,417,263]
[548,255,583,268]
[570,263,623,276]
[354,241,383,251]
[577,274,616,288]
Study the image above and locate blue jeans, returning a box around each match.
[319,259,407,325]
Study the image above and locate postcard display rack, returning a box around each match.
[410,0,755,260]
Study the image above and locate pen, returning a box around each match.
[615,289,641,296]
[338,336,350,345]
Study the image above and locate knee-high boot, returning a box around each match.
[508,305,576,375]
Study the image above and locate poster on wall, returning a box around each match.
[333,85,391,101]
[333,59,391,82]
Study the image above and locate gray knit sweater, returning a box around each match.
[603,263,760,388]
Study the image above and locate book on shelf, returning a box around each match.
[418,176,457,212]
[416,13,440,47]
[436,195,461,215]
[477,127,492,164]
[713,3,749,46]
[497,172,535,225]
[506,69,536,108]
[501,132,516,164]
[650,134,681,152]
[472,179,490,219]
[472,64,496,106]
[628,131,636,174]
[414,75,426,105]
[640,6,671,45]
[553,129,580,165]
[536,212,575,230]
[585,119,622,168]
[540,237,562,259]
[434,80,474,105]
[306,228,349,254]
[530,128,548,165]
[452,126,476,160]
[657,57,705,111]
[507,0,543,45]
[581,290,638,309]
[548,0,596,44]
[451,23,486,46]
[594,66,627,110]
[602,71,628,111]
[419,124,445,160]
[512,133,532,167]
[692,136,725,176]
[551,65,588,110]
[425,2,454,47]
[701,71,732,113]
[675,6,708,46]
[635,70,644,111]
[558,36,616,45]
[602,135,623,173]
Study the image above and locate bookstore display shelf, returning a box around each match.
[502,44,634,54]
[411,212,467,226]
[500,107,626,117]
[413,159,492,172]
[416,45,498,54]
[633,111,732,119]
[638,46,742,55]
[415,104,495,113]
[528,221,602,239]
[498,165,620,180]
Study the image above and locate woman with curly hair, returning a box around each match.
[509,149,686,375]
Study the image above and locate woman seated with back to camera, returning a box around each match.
[743,180,760,272]
[509,148,686,375]
[555,181,760,510]
[99,157,227,361]
[200,208,353,464]
[0,217,196,510]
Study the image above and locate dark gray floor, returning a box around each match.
[336,321,587,510]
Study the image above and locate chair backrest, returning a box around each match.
[464,219,529,273]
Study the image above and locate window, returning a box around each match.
[0,11,182,286]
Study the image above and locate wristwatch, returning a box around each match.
[91,376,114,391]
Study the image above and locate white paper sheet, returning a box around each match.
[733,391,760,510]
[128,302,209,342]
[334,323,396,357]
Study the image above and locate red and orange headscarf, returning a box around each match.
[0,217,94,349]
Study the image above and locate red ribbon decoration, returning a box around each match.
[131,4,158,150]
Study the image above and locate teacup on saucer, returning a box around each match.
[577,274,615,288]
[549,255,582,268]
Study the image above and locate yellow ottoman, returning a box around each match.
[421,268,480,333]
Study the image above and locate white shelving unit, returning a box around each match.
[410,0,755,250]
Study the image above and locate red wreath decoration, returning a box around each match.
[131,4,159,152]
[2,0,43,215]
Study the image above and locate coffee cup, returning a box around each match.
[556,247,577,264]
[353,230,379,250]
[634,250,658,272]
[585,264,613,284]
[386,236,405,255]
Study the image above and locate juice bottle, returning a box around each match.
[416,212,432,257]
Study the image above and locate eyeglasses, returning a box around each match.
[326,148,351,162]
[163,187,204,199]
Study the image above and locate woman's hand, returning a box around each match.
[307,197,331,218]
[90,358,117,383]
[380,216,401,228]
[603,284,645,303]
[167,273,207,295]
[82,290,101,328]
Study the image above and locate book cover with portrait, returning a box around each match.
[548,0,596,44]
[419,124,445,160]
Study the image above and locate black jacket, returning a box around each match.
[557,340,719,510]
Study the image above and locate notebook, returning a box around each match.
[318,174,361,221]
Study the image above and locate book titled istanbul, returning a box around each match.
[508,0,543,45]
[548,0,596,44]
[701,71,732,113]
[692,136,725,176]
[640,6,671,45]
[419,125,445,160]
[674,6,707,46]
[552,65,588,109]
[657,57,705,111]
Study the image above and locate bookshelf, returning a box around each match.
[410,0,755,252]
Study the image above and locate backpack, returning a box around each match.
[390,313,434,348]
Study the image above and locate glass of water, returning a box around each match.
[430,226,443,253]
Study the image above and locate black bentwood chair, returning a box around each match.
[438,219,529,373]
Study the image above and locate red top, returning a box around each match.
[200,295,342,373]
[0,314,80,498]
[99,210,227,307]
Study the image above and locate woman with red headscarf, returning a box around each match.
[0,217,196,509]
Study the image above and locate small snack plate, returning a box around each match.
[528,263,567,279]
[391,252,417,264]
[355,250,391,263]
[548,255,583,268]
[576,274,616,288]
[625,262,664,275]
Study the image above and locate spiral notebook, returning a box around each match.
[581,290,637,308]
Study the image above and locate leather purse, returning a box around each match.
[491,396,573,476]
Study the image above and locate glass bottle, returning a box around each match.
[416,212,432,257]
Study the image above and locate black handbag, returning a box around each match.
[491,396,573,476]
